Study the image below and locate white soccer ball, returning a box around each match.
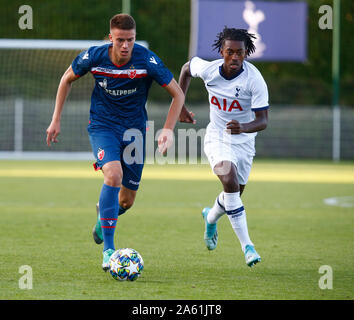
[109,248,144,281]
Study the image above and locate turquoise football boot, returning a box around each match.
[92,203,103,244]
[102,248,115,272]
[244,244,261,267]
[201,207,218,250]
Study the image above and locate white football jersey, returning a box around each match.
[190,57,269,144]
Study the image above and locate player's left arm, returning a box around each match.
[157,78,185,154]
[226,109,268,134]
[227,71,269,134]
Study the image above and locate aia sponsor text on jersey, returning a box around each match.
[210,96,243,112]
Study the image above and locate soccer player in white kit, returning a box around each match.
[178,28,269,267]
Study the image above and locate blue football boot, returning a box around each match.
[201,207,218,250]
[244,244,261,267]
[102,248,115,272]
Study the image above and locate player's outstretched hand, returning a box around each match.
[46,120,61,146]
[157,128,174,155]
[226,120,244,134]
[179,106,196,124]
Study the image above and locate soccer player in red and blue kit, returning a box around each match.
[46,14,185,271]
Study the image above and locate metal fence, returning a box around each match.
[0,99,353,160]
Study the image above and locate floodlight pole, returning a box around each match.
[332,0,341,162]
[122,0,131,15]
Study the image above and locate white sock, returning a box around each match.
[224,192,253,252]
[207,192,225,224]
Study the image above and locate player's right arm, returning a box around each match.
[46,66,79,146]
[178,61,196,124]
[178,57,210,123]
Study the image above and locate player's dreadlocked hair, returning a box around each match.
[212,27,256,57]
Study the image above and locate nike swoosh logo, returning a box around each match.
[206,83,216,86]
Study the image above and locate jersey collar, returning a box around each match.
[219,64,244,80]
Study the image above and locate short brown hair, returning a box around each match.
[110,14,136,30]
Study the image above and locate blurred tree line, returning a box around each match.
[0,0,353,106]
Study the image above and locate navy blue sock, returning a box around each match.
[99,184,120,251]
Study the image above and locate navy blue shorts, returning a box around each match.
[88,123,146,191]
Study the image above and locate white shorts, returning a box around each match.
[204,134,255,185]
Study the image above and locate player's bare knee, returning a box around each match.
[214,161,233,176]
[103,169,122,187]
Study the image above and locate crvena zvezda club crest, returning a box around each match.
[128,69,136,79]
[97,148,105,161]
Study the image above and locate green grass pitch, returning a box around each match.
[0,159,353,300]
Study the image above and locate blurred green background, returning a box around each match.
[0,0,353,105]
[0,0,353,159]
